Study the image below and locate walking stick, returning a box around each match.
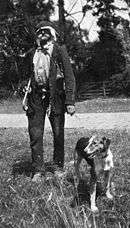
[22,78,31,111]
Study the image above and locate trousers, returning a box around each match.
[27,88,65,172]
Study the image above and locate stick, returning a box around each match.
[22,78,31,111]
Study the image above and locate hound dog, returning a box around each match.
[74,135,114,213]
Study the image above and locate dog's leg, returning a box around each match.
[104,170,113,199]
[90,167,99,213]
[74,150,82,185]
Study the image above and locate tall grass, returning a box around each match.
[0,128,129,227]
[0,172,128,228]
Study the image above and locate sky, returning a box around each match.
[50,0,130,42]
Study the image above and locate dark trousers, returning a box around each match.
[27,90,65,172]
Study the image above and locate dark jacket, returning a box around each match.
[29,43,75,113]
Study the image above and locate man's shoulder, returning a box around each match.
[28,47,36,56]
[54,43,67,53]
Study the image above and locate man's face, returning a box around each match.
[36,29,52,47]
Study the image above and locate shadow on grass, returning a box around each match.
[12,160,34,178]
[12,160,62,178]
[12,158,107,208]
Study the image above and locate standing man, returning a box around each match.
[26,21,75,181]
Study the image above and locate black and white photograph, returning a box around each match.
[0,0,130,227]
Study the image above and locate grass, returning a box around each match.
[0,97,130,113]
[0,128,129,227]
[0,97,24,114]
[76,98,130,113]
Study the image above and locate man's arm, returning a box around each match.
[59,45,76,107]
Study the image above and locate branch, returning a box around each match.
[67,0,79,14]
[65,11,83,17]
[78,15,86,26]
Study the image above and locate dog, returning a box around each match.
[74,135,114,213]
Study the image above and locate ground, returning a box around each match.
[0,97,130,113]
[0,98,130,228]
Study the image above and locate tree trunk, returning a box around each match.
[58,0,66,43]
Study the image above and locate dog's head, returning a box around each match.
[84,136,111,159]
[98,137,111,158]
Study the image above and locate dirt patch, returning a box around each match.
[0,112,130,129]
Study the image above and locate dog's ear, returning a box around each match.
[89,135,97,143]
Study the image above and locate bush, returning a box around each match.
[110,65,130,96]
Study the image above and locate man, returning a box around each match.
[26,21,75,181]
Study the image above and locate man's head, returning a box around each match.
[36,23,57,48]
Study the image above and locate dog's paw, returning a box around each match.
[106,191,113,200]
[91,205,99,213]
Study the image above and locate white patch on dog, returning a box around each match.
[104,149,114,171]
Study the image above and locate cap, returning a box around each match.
[36,21,59,41]
[36,28,52,37]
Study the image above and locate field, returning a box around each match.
[0,127,129,228]
[0,97,130,113]
[76,98,130,113]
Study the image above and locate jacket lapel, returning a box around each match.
[49,44,57,98]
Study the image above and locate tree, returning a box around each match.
[79,0,128,81]
[63,20,91,87]
[0,0,55,88]
[86,29,126,82]
[58,0,66,43]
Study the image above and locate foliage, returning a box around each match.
[69,0,130,97]
[110,64,130,97]
[0,0,55,87]
[0,0,13,16]
[119,18,130,64]
[60,0,129,92]
[88,29,126,81]
[64,21,90,83]
[0,0,55,18]
[0,0,130,97]
[0,18,33,87]
[22,0,54,16]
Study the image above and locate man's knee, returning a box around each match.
[29,127,43,141]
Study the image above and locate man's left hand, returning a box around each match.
[66,105,75,116]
